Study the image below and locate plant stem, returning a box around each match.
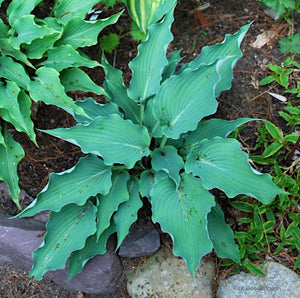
[160,136,168,148]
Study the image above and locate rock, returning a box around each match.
[47,239,122,294]
[0,212,123,294]
[118,221,161,257]
[127,247,215,297]
[217,261,300,298]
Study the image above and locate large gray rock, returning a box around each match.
[118,221,160,258]
[127,247,215,297]
[217,261,300,298]
[0,212,123,294]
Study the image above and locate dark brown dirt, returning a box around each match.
[0,0,299,297]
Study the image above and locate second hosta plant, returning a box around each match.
[18,5,285,279]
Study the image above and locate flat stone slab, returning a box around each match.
[127,247,215,297]
[217,261,300,298]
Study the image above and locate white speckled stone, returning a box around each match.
[127,247,215,297]
[217,261,300,298]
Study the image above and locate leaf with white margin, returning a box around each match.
[40,45,100,72]
[28,67,87,117]
[17,154,112,217]
[58,11,123,48]
[151,145,184,186]
[74,98,121,123]
[68,221,117,280]
[150,172,215,275]
[185,137,286,204]
[42,114,151,169]
[182,118,255,155]
[54,0,100,25]
[0,127,25,208]
[207,203,240,263]
[127,6,175,101]
[153,59,220,139]
[96,171,130,239]
[30,202,97,280]
[60,68,106,95]
[113,177,143,249]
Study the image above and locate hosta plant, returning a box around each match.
[18,5,285,280]
[0,0,122,207]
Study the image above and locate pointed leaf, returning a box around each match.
[40,45,100,71]
[150,173,215,274]
[0,128,25,208]
[127,7,174,101]
[28,67,87,117]
[54,0,100,25]
[11,15,57,49]
[143,99,163,137]
[18,154,112,217]
[151,145,184,186]
[182,118,255,153]
[0,81,36,144]
[207,203,240,263]
[42,114,151,168]
[7,0,41,26]
[161,50,183,82]
[0,56,30,89]
[153,60,220,139]
[30,202,97,280]
[185,137,286,204]
[59,12,123,48]
[74,98,121,123]
[139,170,155,198]
[60,68,106,95]
[113,178,143,249]
[102,56,140,123]
[68,222,117,280]
[96,171,130,239]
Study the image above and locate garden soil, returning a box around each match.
[0,0,299,297]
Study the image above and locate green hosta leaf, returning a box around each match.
[161,50,183,82]
[182,118,255,154]
[0,19,8,38]
[0,56,30,89]
[102,56,140,124]
[207,203,240,263]
[178,23,250,75]
[60,68,106,95]
[151,173,215,275]
[40,45,100,72]
[59,11,123,48]
[0,38,34,67]
[18,154,111,217]
[153,59,220,139]
[54,0,100,25]
[23,32,62,59]
[10,15,56,49]
[0,81,36,144]
[0,127,25,208]
[143,99,163,137]
[28,67,87,117]
[30,202,97,280]
[74,98,121,123]
[7,0,42,26]
[113,177,143,249]
[100,33,120,53]
[126,0,177,33]
[185,137,285,204]
[151,145,184,186]
[96,171,130,239]
[139,170,155,198]
[68,222,117,280]
[42,114,151,168]
[127,7,175,101]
